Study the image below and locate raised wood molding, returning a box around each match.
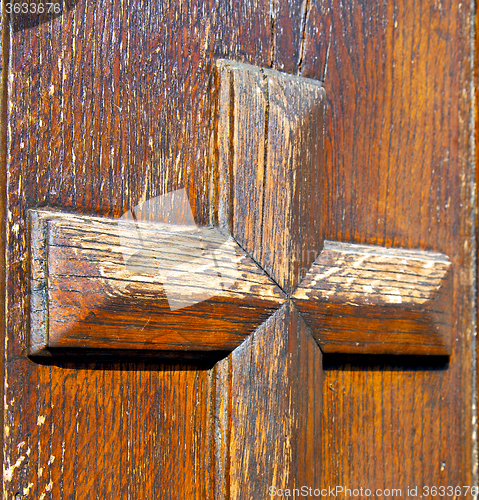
[28,209,286,359]
[27,61,453,360]
[28,208,452,359]
[215,59,327,294]
[293,241,452,355]
[214,301,322,498]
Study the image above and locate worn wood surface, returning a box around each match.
[0,0,8,490]
[5,2,275,498]
[476,1,479,483]
[214,301,322,499]
[31,205,453,358]
[2,0,476,498]
[294,241,452,355]
[216,59,326,293]
[29,209,285,357]
[302,0,476,491]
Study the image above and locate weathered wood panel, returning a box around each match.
[302,0,476,490]
[4,1,275,497]
[2,0,476,497]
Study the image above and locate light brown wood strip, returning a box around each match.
[293,241,452,355]
[29,209,286,358]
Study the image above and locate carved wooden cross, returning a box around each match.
[28,60,452,361]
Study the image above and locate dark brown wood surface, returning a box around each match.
[1,0,476,499]
[303,0,476,491]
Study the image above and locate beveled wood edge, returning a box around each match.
[27,208,286,359]
[293,240,453,356]
[213,58,327,295]
[216,58,326,88]
[28,210,50,356]
[28,209,454,358]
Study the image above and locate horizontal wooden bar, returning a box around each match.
[29,209,286,359]
[292,241,452,355]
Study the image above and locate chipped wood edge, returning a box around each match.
[27,211,50,357]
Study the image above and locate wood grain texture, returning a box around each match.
[214,301,322,499]
[271,0,310,73]
[4,1,275,498]
[2,0,476,498]
[216,59,326,293]
[215,60,267,244]
[294,241,452,355]
[301,0,476,491]
[476,0,479,482]
[217,60,325,293]
[263,68,326,292]
[28,209,285,357]
[0,0,7,489]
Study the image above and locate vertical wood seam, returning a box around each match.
[475,0,479,481]
[227,67,235,234]
[206,368,214,500]
[208,68,218,228]
[225,355,232,500]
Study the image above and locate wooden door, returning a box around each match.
[1,0,476,498]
